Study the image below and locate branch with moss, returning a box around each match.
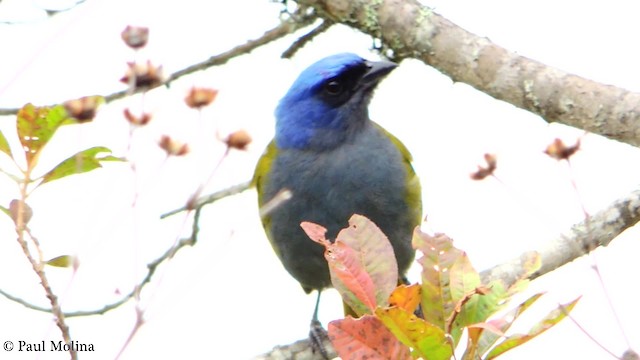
[479,185,640,287]
[295,0,640,148]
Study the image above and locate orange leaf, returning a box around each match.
[388,284,421,313]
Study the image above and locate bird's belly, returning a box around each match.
[264,143,415,292]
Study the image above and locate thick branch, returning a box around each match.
[297,0,640,147]
[254,337,335,360]
[480,186,640,287]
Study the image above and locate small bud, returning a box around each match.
[9,199,32,225]
[121,25,149,49]
[64,96,103,123]
[123,108,152,126]
[120,61,164,89]
[225,130,252,150]
[544,138,581,160]
[158,135,189,156]
[470,153,497,180]
[184,87,219,109]
[46,255,75,268]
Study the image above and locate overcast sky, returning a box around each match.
[0,0,639,359]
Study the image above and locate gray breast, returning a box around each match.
[264,122,416,292]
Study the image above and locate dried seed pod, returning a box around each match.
[544,138,581,160]
[470,153,497,180]
[158,135,189,156]
[123,108,152,126]
[185,87,219,109]
[120,61,164,89]
[225,130,252,150]
[64,96,103,123]
[121,25,149,49]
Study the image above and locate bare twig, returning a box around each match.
[0,10,317,116]
[0,208,203,318]
[161,180,251,219]
[114,303,145,360]
[281,20,333,58]
[0,0,88,24]
[14,167,76,359]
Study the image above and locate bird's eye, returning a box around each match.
[324,80,343,96]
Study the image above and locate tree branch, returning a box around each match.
[254,337,336,360]
[296,0,640,148]
[480,185,640,287]
[0,10,317,116]
[256,184,640,358]
[281,20,334,59]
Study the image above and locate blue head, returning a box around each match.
[275,53,397,150]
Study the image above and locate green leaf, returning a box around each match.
[39,146,122,185]
[17,104,74,168]
[463,320,507,360]
[0,205,9,219]
[376,307,453,360]
[466,280,507,326]
[485,296,580,359]
[0,130,12,158]
[447,253,484,332]
[412,228,463,332]
[449,252,480,301]
[477,292,544,356]
[329,315,410,360]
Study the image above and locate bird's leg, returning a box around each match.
[309,290,329,359]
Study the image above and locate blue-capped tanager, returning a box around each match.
[253,52,422,338]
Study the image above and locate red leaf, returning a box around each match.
[300,221,330,246]
[329,315,410,360]
[327,241,378,315]
[336,215,399,310]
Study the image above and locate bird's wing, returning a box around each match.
[373,122,423,224]
[252,140,277,229]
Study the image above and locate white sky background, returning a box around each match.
[0,0,639,359]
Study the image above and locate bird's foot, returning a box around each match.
[309,319,329,359]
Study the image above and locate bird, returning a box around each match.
[253,52,422,350]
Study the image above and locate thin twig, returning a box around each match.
[161,180,251,219]
[559,303,620,359]
[0,209,202,318]
[281,20,333,58]
[14,168,76,359]
[0,10,317,116]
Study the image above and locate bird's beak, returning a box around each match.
[361,60,398,86]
